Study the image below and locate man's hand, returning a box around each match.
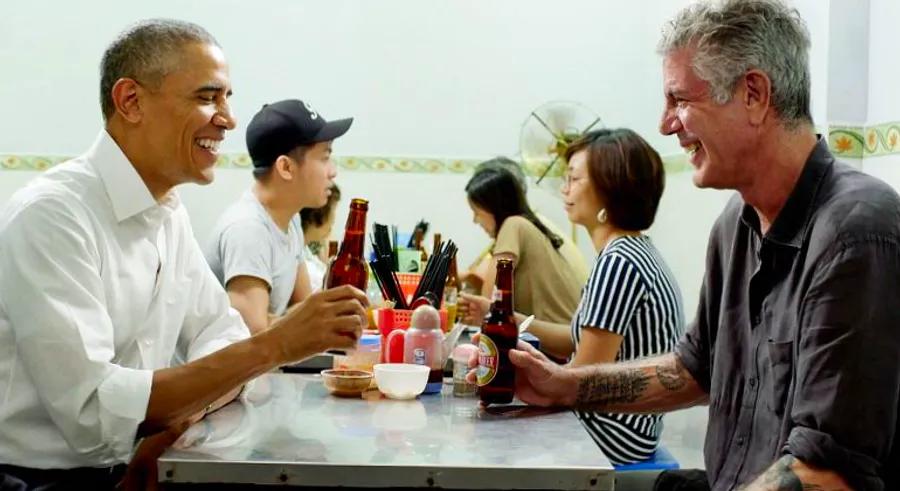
[458,292,491,326]
[271,285,368,362]
[118,412,203,491]
[466,333,578,407]
[739,454,852,490]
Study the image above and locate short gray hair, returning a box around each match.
[658,0,812,128]
[100,19,219,120]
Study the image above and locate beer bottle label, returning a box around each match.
[476,334,499,386]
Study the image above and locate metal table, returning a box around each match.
[158,373,614,490]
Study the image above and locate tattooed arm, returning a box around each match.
[468,337,707,412]
[570,352,707,413]
[737,455,852,491]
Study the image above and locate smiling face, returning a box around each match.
[561,149,604,227]
[659,47,755,191]
[138,42,235,189]
[468,199,497,238]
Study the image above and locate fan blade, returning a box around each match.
[535,154,561,185]
[530,111,565,141]
[580,116,603,135]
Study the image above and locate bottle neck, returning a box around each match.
[432,233,442,255]
[339,206,367,258]
[491,261,514,314]
[446,251,460,288]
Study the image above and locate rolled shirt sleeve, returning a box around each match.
[786,237,900,491]
[0,199,151,462]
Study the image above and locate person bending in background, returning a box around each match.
[459,157,527,293]
[461,129,685,465]
[458,164,587,326]
[204,99,352,334]
[300,184,342,292]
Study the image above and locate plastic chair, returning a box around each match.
[613,445,680,471]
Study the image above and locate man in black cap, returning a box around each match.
[204,99,353,334]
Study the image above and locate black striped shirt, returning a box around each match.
[571,235,684,465]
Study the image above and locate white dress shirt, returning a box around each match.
[0,131,250,468]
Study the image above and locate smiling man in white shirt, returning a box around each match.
[0,19,367,490]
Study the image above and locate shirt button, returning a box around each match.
[748,378,757,388]
[736,436,745,447]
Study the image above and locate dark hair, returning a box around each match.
[253,145,308,180]
[465,165,563,249]
[300,184,341,231]
[564,128,665,231]
[474,156,527,192]
[100,19,219,120]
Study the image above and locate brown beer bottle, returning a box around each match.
[431,233,442,258]
[325,198,369,291]
[477,258,517,404]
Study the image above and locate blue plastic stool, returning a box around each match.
[612,446,680,471]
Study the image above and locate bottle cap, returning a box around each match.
[410,304,441,330]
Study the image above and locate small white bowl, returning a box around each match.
[374,363,429,400]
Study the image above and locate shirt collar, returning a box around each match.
[739,136,833,249]
[87,130,178,223]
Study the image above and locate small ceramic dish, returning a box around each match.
[321,369,374,397]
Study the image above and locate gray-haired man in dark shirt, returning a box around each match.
[469,1,900,489]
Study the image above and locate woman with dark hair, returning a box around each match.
[556,128,684,465]
[461,129,684,465]
[460,163,587,324]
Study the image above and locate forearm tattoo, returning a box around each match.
[741,455,838,491]
[575,367,650,409]
[655,356,688,391]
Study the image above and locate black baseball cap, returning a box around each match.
[246,99,353,170]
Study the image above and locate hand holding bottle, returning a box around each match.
[466,332,578,408]
[271,285,369,362]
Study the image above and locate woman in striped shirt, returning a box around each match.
[458,128,684,464]
[556,128,685,464]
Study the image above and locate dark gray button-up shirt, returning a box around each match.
[676,139,900,490]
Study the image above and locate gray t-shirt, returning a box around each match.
[204,190,305,316]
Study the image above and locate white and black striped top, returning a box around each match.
[571,235,684,465]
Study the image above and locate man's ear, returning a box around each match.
[742,69,772,126]
[274,155,294,181]
[110,78,144,124]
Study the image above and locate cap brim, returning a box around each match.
[311,117,353,143]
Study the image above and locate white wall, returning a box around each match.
[863,0,900,187]
[867,0,900,125]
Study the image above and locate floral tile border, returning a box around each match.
[5,123,899,173]
[828,126,865,159]
[829,123,900,160]
[0,153,690,175]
